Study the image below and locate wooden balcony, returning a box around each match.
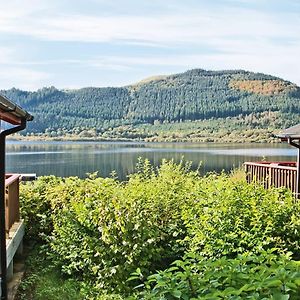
[5,174,21,236]
[244,161,297,193]
[3,174,24,281]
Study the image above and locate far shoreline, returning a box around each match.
[6,134,281,144]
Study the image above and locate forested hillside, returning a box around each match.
[2,69,300,142]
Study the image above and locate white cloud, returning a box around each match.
[0,0,300,88]
[0,47,15,64]
[1,1,299,58]
[0,43,51,90]
[0,0,51,27]
[0,66,50,90]
[86,46,300,85]
[0,2,299,45]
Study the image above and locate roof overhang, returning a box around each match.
[277,135,300,142]
[0,94,33,125]
[276,124,300,149]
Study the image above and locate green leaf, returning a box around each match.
[266,279,282,288]
[272,293,290,300]
[171,290,182,298]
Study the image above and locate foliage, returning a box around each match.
[17,244,82,300]
[20,160,199,293]
[181,176,300,258]
[19,160,300,296]
[118,112,283,143]
[2,69,300,142]
[17,244,124,300]
[19,175,62,241]
[130,251,300,299]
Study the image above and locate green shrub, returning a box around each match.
[181,174,300,258]
[131,251,300,299]
[20,175,63,241]
[19,160,300,295]
[21,160,200,293]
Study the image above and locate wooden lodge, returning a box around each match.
[245,124,300,197]
[0,94,33,300]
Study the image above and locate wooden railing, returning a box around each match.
[244,162,297,193]
[5,174,21,235]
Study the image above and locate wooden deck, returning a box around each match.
[244,161,297,193]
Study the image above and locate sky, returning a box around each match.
[0,0,299,90]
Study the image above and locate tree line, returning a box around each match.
[1,69,299,136]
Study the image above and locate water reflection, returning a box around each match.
[5,141,296,180]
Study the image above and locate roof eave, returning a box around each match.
[0,94,33,125]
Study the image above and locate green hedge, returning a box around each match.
[181,174,300,258]
[130,252,300,299]
[19,160,300,296]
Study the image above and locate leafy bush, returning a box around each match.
[19,160,300,295]
[21,160,200,293]
[19,175,62,241]
[181,176,300,258]
[130,251,300,299]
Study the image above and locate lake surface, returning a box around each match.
[5,141,297,180]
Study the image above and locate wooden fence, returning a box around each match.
[244,162,297,193]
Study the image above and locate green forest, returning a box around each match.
[2,69,300,142]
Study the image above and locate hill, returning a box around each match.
[2,69,300,142]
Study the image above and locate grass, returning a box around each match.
[17,243,125,299]
[16,243,82,300]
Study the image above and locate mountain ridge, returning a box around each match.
[1,68,300,142]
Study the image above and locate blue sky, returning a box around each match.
[0,0,299,90]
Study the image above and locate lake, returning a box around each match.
[5,141,297,180]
